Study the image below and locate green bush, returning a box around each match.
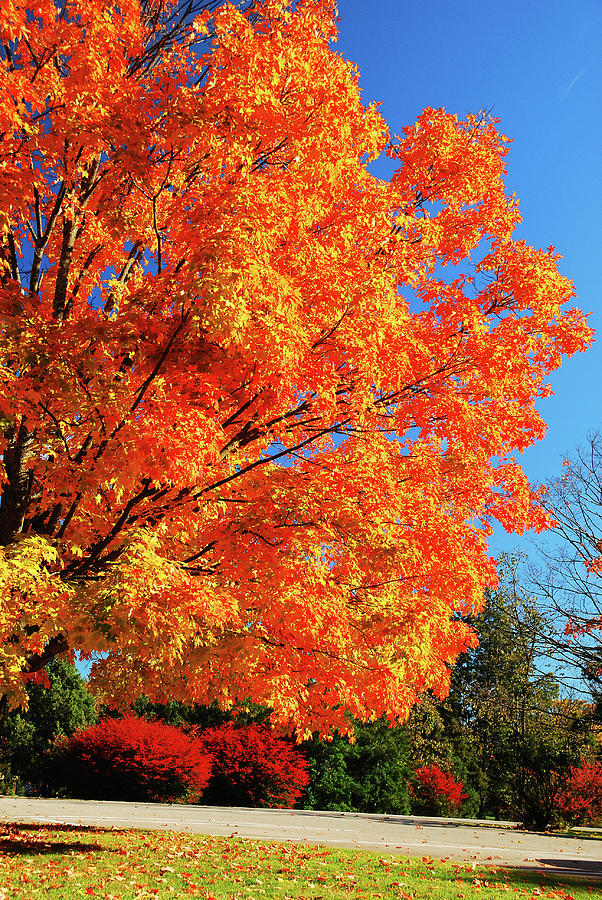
[0,658,97,792]
[302,719,411,814]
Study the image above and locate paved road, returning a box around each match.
[1,798,600,881]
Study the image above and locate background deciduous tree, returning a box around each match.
[531,434,602,695]
[431,571,598,827]
[0,0,592,734]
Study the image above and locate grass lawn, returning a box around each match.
[0,823,598,900]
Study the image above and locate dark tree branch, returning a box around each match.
[29,181,67,294]
[104,242,143,316]
[0,421,35,545]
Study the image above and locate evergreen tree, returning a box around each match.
[302,719,411,814]
[442,568,595,826]
[0,659,96,791]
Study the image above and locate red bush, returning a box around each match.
[195,723,310,808]
[410,764,467,816]
[54,715,212,802]
[556,761,602,825]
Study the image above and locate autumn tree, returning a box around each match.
[0,0,592,735]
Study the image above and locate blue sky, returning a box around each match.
[334,0,601,554]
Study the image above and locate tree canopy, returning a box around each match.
[0,0,592,734]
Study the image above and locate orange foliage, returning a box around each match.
[0,0,592,733]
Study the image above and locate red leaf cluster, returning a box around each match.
[411,764,467,815]
[196,723,310,808]
[556,761,602,825]
[57,715,212,803]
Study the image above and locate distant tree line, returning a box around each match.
[1,573,600,829]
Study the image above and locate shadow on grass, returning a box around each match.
[0,837,104,856]
[0,822,112,857]
[1,822,106,833]
[492,859,602,886]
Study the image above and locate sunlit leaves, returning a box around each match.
[0,0,592,732]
